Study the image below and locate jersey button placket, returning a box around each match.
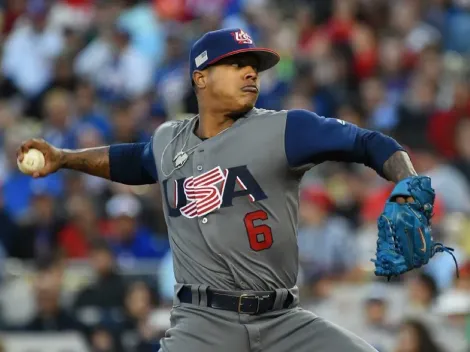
[193,149,204,174]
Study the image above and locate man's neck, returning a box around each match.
[196,112,236,139]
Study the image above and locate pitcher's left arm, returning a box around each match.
[284,109,458,278]
[284,109,416,182]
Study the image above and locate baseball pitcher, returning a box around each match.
[17,28,457,351]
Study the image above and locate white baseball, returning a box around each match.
[17,148,46,175]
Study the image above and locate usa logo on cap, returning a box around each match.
[232,29,253,45]
[188,28,281,82]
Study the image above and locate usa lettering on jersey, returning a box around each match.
[163,165,268,218]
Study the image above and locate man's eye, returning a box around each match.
[231,63,240,68]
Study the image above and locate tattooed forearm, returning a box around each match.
[60,147,111,179]
[383,151,418,183]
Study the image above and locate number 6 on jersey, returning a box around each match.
[243,210,273,251]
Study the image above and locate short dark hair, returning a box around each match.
[402,319,443,352]
[34,253,62,273]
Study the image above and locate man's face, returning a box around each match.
[365,300,387,325]
[197,53,261,114]
[91,250,114,276]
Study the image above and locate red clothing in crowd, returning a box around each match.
[58,221,111,259]
[428,103,470,159]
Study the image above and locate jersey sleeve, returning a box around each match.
[284,109,404,178]
[109,138,158,185]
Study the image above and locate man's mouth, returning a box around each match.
[241,85,259,93]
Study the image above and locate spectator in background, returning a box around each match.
[71,80,112,143]
[433,287,470,351]
[118,0,164,62]
[451,117,470,184]
[120,281,163,352]
[394,319,443,352]
[297,185,360,299]
[406,273,439,318]
[336,100,365,127]
[359,286,396,352]
[445,0,470,54]
[25,54,79,120]
[89,324,120,352]
[22,257,85,334]
[41,88,76,149]
[0,186,19,256]
[9,185,64,260]
[390,0,441,56]
[73,240,126,331]
[1,0,28,36]
[428,78,470,159]
[153,30,188,117]
[110,100,147,144]
[1,5,64,97]
[58,194,107,259]
[105,194,170,264]
[377,33,408,105]
[74,24,153,102]
[361,76,398,132]
[394,74,438,142]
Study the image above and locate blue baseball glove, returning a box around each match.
[372,176,459,279]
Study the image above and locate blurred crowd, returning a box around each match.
[0,0,470,351]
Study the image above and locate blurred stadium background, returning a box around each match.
[0,0,469,351]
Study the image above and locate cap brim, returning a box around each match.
[205,48,280,72]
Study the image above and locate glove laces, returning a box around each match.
[432,242,460,278]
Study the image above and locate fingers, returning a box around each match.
[396,196,406,204]
[17,138,47,162]
[395,196,415,204]
[32,167,50,179]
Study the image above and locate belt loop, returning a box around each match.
[198,285,210,307]
[173,283,184,306]
[191,285,200,305]
[273,288,288,310]
[288,286,300,308]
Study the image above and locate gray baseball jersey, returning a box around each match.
[152,107,383,351]
[153,108,299,291]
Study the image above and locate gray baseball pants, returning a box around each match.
[159,284,377,352]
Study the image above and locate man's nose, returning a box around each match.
[244,68,258,81]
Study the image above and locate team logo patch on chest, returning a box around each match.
[162,166,268,218]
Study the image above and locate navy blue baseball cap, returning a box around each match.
[189,28,280,82]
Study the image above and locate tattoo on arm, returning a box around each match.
[383,151,418,183]
[60,147,111,179]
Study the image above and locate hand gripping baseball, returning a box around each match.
[16,138,63,178]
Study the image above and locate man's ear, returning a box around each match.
[193,70,207,90]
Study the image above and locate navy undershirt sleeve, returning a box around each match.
[285,109,404,178]
[109,139,158,185]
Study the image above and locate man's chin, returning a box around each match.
[227,103,255,119]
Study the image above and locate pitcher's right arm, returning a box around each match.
[17,138,158,185]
